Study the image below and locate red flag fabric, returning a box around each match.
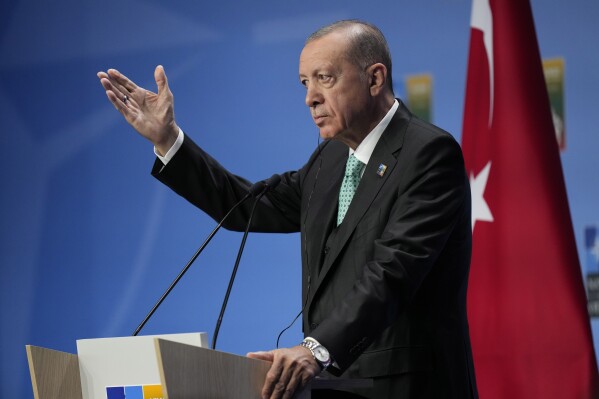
[461,0,599,397]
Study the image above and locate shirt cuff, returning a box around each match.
[154,127,184,165]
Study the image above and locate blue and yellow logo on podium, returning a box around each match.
[106,384,163,399]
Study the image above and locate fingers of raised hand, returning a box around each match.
[98,69,144,109]
[98,75,136,116]
[107,69,139,94]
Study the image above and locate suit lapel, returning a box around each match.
[307,102,410,307]
[303,143,346,281]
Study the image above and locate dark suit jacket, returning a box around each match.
[152,101,478,399]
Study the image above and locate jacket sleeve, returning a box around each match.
[151,133,322,234]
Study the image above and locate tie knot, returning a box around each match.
[345,154,364,178]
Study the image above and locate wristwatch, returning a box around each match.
[300,337,332,370]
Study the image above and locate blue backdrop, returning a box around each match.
[1,0,598,397]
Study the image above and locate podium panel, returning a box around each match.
[156,338,273,399]
[28,334,370,399]
[77,333,207,399]
[26,345,82,399]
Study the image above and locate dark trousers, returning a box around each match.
[311,389,367,399]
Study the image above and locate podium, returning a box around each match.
[26,333,372,399]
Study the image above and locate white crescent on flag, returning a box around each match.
[471,0,494,126]
[469,0,495,232]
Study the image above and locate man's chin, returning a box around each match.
[318,128,339,141]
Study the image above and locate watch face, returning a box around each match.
[314,346,330,362]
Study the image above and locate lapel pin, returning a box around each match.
[376,163,387,177]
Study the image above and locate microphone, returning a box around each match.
[211,174,281,349]
[250,173,281,196]
[132,174,281,336]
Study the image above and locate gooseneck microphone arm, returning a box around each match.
[132,178,270,336]
[211,174,281,349]
[211,192,262,349]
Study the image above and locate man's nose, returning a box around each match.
[305,85,323,107]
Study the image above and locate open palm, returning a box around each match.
[97,65,179,155]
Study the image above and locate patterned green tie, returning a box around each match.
[337,154,365,225]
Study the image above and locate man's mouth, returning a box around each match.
[312,114,327,123]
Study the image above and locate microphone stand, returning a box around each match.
[132,193,252,336]
[131,174,279,338]
[211,190,264,349]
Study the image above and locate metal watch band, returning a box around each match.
[300,338,332,370]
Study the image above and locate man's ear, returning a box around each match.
[368,63,388,96]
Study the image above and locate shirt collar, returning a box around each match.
[350,99,399,165]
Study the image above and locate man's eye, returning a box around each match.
[300,79,308,87]
[318,74,331,81]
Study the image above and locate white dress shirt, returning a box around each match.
[351,99,399,173]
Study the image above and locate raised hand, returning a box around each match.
[97,65,179,156]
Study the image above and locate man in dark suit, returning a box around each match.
[98,20,477,399]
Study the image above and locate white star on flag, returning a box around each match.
[470,161,494,231]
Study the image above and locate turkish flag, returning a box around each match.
[462,0,599,398]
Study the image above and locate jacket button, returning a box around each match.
[310,323,318,329]
[323,246,330,255]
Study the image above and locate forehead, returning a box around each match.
[299,33,350,74]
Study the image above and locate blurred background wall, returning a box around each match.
[1,0,597,397]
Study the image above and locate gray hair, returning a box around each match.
[306,20,394,93]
